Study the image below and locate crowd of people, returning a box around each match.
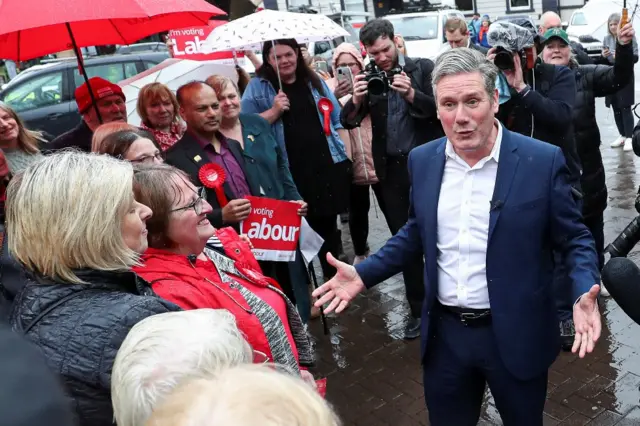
[0,8,636,426]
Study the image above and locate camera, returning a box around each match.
[493,46,527,71]
[605,188,640,258]
[363,62,402,96]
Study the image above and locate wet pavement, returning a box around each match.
[307,96,640,425]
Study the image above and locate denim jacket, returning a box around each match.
[240,76,348,164]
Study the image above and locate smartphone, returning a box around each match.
[313,61,329,74]
[336,66,354,92]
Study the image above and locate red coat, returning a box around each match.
[133,229,297,363]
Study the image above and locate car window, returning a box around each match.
[314,41,332,55]
[2,71,64,113]
[143,61,159,70]
[73,63,127,88]
[124,62,139,79]
[386,16,439,40]
[571,12,587,26]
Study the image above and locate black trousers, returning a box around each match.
[584,212,605,272]
[614,106,634,138]
[306,214,341,279]
[352,155,425,318]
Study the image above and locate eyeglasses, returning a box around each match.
[170,187,207,215]
[131,152,163,164]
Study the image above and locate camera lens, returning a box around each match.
[494,51,515,71]
[606,216,640,258]
[367,76,387,96]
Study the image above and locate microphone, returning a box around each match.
[490,200,504,211]
[601,257,640,325]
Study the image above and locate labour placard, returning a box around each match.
[240,196,301,262]
[168,21,244,63]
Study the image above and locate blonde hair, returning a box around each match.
[205,75,240,98]
[112,309,252,426]
[6,151,140,283]
[136,83,180,128]
[91,122,137,153]
[145,364,341,426]
[0,103,44,154]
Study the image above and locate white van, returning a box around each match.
[382,8,466,61]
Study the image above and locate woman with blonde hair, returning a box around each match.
[91,121,138,152]
[6,151,180,426]
[0,102,45,175]
[137,82,185,151]
[395,34,408,56]
[145,364,340,426]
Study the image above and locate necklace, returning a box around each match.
[188,257,253,315]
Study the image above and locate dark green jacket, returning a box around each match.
[239,113,301,201]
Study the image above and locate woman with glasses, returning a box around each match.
[132,164,313,375]
[96,129,164,164]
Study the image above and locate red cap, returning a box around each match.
[74,77,125,114]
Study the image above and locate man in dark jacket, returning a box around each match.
[48,77,127,152]
[493,26,580,350]
[445,16,488,54]
[340,18,444,339]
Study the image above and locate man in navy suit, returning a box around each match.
[313,48,601,425]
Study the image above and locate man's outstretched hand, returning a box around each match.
[312,253,366,314]
[572,284,602,358]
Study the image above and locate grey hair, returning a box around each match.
[432,48,499,101]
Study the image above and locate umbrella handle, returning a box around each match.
[271,40,282,90]
[65,22,102,125]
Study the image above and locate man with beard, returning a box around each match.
[340,18,443,339]
[49,77,127,152]
[165,81,252,230]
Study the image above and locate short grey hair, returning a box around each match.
[111,309,253,426]
[432,48,499,100]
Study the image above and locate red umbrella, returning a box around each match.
[0,0,225,61]
[0,0,224,122]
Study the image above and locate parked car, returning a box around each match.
[0,52,169,137]
[116,42,169,54]
[382,8,466,61]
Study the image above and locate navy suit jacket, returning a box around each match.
[355,127,599,381]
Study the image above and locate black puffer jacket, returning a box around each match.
[9,269,180,426]
[572,42,635,220]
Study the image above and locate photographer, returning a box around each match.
[488,22,581,351]
[340,18,443,339]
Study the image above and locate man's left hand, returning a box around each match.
[293,200,308,216]
[391,72,414,101]
[572,284,601,358]
[502,52,527,93]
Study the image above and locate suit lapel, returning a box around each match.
[425,142,446,294]
[179,133,236,202]
[488,129,519,243]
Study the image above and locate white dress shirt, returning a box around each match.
[436,122,503,309]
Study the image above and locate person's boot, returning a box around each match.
[336,229,348,263]
[404,317,421,340]
[559,318,575,352]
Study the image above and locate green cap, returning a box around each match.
[542,28,570,45]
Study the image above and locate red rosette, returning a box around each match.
[199,163,228,207]
[316,378,327,398]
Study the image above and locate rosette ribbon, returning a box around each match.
[198,163,228,207]
[317,97,333,136]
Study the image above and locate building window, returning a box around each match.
[509,0,531,10]
[344,0,366,12]
[455,0,474,13]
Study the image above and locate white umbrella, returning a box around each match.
[201,10,349,87]
[118,58,238,126]
[202,10,350,52]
